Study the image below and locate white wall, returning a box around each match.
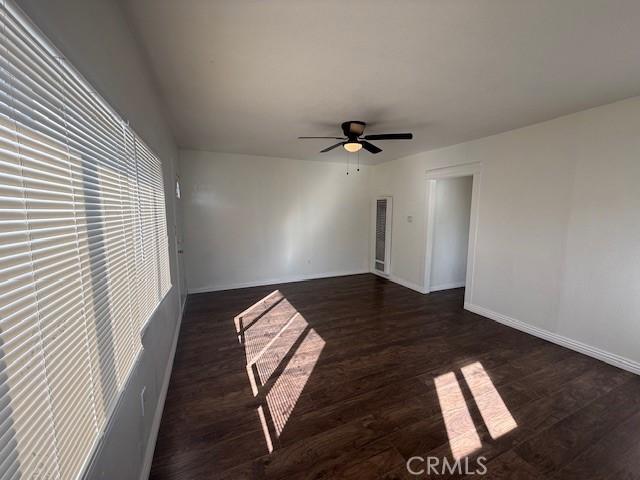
[14,1,184,479]
[371,96,640,370]
[430,176,472,291]
[180,150,371,292]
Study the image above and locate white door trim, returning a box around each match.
[423,162,482,305]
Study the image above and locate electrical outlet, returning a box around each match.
[140,386,146,417]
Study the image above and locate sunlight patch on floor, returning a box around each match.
[257,406,273,453]
[434,372,482,460]
[253,312,308,386]
[266,327,324,435]
[236,291,325,453]
[461,362,517,439]
[434,362,517,459]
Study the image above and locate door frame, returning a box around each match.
[371,195,393,276]
[423,163,482,304]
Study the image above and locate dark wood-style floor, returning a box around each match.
[150,274,640,479]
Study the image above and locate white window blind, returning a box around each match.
[0,1,171,479]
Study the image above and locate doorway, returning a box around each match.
[424,163,481,304]
[430,176,472,291]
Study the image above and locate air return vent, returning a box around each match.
[373,197,392,274]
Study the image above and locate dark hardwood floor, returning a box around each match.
[149,274,640,479]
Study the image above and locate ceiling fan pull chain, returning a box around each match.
[346,149,350,175]
[357,150,360,172]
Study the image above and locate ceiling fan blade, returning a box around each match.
[362,133,413,140]
[320,142,345,153]
[361,141,382,154]
[298,136,346,139]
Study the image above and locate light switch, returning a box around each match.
[407,215,413,223]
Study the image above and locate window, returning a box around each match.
[0,2,171,479]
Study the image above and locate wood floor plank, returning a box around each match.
[551,410,640,480]
[514,379,640,475]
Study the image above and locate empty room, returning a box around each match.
[1,1,639,479]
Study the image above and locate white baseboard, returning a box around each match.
[188,269,370,294]
[371,270,427,294]
[373,270,466,295]
[139,297,186,480]
[429,281,466,292]
[464,302,640,376]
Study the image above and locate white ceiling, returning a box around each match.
[123,0,640,164]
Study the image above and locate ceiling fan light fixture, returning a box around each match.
[344,142,362,153]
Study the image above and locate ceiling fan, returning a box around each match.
[298,121,413,154]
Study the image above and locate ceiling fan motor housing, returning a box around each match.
[342,121,366,140]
